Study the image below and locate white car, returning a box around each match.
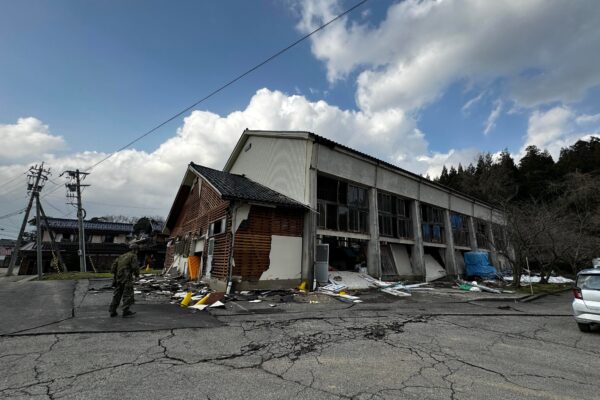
[572,268,600,332]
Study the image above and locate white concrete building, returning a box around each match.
[224,130,505,283]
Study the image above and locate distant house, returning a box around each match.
[163,163,307,290]
[132,217,168,270]
[19,217,133,273]
[0,239,16,267]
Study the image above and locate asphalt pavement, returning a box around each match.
[0,279,597,400]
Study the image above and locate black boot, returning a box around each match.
[122,309,136,317]
[109,309,118,317]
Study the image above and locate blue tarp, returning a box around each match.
[464,251,497,278]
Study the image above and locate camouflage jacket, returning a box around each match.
[111,251,140,283]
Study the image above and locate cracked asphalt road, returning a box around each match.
[1,280,598,400]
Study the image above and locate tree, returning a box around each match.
[557,137,600,175]
[517,145,555,201]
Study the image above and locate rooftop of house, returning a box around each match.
[33,217,134,234]
[190,163,306,209]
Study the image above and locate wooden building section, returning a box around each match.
[164,162,307,288]
[233,207,304,281]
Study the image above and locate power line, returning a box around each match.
[0,209,25,220]
[35,1,368,208]
[0,170,26,188]
[85,0,369,172]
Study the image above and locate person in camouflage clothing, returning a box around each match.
[109,243,140,317]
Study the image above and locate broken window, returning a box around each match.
[209,217,227,237]
[421,204,445,244]
[475,219,489,249]
[492,223,507,252]
[450,213,470,247]
[317,175,369,233]
[378,192,412,239]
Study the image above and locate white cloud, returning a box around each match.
[0,118,65,164]
[521,106,600,159]
[483,100,503,135]
[417,148,481,179]
[462,91,487,115]
[0,89,448,221]
[298,0,600,111]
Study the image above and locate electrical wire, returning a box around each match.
[85,0,369,172]
[0,170,26,188]
[0,209,25,220]
[21,1,370,217]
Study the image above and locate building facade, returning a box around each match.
[223,130,506,284]
[163,163,306,290]
[19,217,133,273]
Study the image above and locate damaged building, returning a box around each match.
[163,163,307,290]
[164,130,505,289]
[20,217,133,273]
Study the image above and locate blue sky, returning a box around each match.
[1,0,600,236]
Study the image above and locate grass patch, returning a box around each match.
[41,272,113,280]
[516,283,572,295]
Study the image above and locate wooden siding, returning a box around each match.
[165,177,230,269]
[233,207,303,281]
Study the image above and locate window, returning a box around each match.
[450,213,470,247]
[209,217,226,236]
[577,274,600,290]
[317,203,326,228]
[378,192,412,239]
[492,223,507,251]
[421,204,445,244]
[104,235,115,243]
[317,175,368,233]
[475,219,489,249]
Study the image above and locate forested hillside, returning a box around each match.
[434,137,600,282]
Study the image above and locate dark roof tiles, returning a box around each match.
[190,163,305,208]
[40,218,133,234]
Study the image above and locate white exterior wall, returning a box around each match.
[90,235,102,244]
[114,235,128,244]
[419,184,449,209]
[262,235,303,280]
[474,204,492,220]
[492,209,506,224]
[377,168,419,198]
[316,145,376,186]
[449,196,472,215]
[228,135,311,204]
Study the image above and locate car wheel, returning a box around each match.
[577,322,592,332]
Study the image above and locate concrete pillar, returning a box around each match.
[443,210,458,276]
[467,216,478,250]
[367,188,381,278]
[486,222,500,267]
[301,168,317,285]
[410,200,425,279]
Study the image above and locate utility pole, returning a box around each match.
[37,201,67,273]
[5,164,50,277]
[62,169,90,272]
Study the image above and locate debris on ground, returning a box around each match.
[504,275,574,284]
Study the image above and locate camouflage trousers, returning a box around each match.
[109,281,135,313]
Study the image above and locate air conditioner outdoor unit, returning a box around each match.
[315,244,329,285]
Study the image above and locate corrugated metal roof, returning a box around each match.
[190,163,306,209]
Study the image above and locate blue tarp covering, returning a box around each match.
[464,251,497,278]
